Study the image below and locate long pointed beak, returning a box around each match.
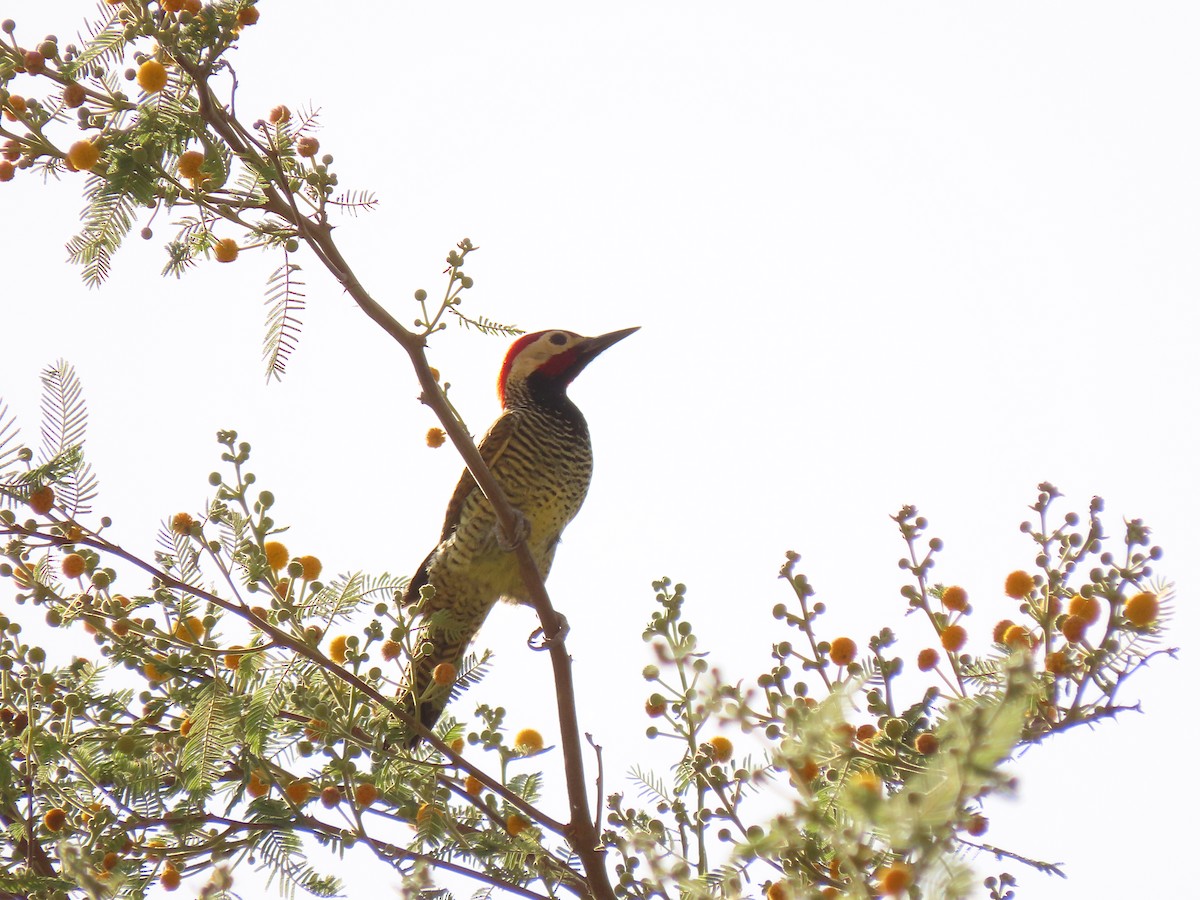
[577,326,640,364]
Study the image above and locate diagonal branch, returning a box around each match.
[167,55,614,900]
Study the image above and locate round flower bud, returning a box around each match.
[878,863,912,896]
[432,662,456,685]
[297,136,319,157]
[1124,592,1158,628]
[28,485,54,514]
[298,555,322,580]
[1004,570,1035,599]
[505,814,530,835]
[1002,624,1033,649]
[136,60,168,93]
[1044,649,1069,675]
[914,732,938,754]
[63,82,85,108]
[173,616,204,643]
[354,782,379,806]
[42,807,68,833]
[708,735,733,762]
[941,585,968,611]
[285,780,312,804]
[320,785,341,808]
[514,728,544,753]
[829,636,856,667]
[916,648,939,671]
[160,864,181,891]
[67,139,100,171]
[61,553,86,579]
[177,149,205,181]
[1061,615,1088,644]
[940,624,967,653]
[264,541,288,570]
[329,635,348,664]
[4,95,27,121]
[992,619,1016,644]
[170,511,194,535]
[213,238,239,263]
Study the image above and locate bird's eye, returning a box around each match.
[549,332,568,346]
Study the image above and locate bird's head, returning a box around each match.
[498,327,639,407]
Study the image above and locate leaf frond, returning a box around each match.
[36,361,98,516]
[449,311,525,337]
[263,261,306,381]
[179,681,236,795]
[0,401,24,478]
[62,10,124,78]
[66,176,140,287]
[326,190,378,216]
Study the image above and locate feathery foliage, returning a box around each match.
[263,260,306,381]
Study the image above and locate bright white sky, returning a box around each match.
[1,2,1196,898]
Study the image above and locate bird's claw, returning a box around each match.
[495,509,531,552]
[528,612,569,651]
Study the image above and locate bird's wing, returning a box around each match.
[437,408,521,542]
[403,410,523,607]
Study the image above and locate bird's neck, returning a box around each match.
[507,374,588,435]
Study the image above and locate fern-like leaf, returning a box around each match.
[67,176,140,287]
[156,520,203,588]
[244,659,300,755]
[179,681,235,795]
[292,104,322,136]
[263,261,306,381]
[0,402,23,479]
[61,10,123,78]
[39,360,86,460]
[450,311,525,336]
[326,190,379,216]
[630,766,675,805]
[253,828,343,900]
[37,361,98,516]
[506,772,543,804]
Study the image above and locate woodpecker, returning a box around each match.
[400,326,638,744]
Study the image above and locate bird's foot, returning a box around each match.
[528,612,570,651]
[495,509,532,552]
